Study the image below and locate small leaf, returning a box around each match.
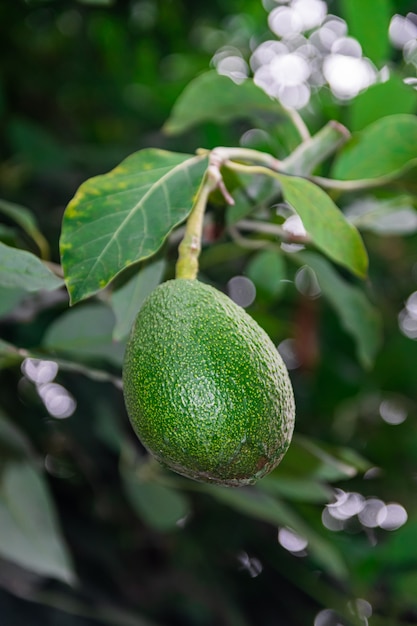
[120,445,190,532]
[345,195,417,235]
[246,248,286,298]
[349,75,417,132]
[0,223,18,246]
[0,198,50,259]
[43,303,125,366]
[259,475,333,503]
[122,474,189,532]
[280,435,371,482]
[0,242,63,292]
[0,460,75,584]
[276,174,368,278]
[164,71,285,135]
[111,258,166,341]
[60,149,207,305]
[296,252,382,368]
[339,0,392,64]
[0,339,122,385]
[0,338,19,358]
[332,114,417,181]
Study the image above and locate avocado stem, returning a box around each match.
[175,169,219,280]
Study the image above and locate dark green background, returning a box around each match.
[1,1,417,625]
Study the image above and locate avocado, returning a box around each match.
[122,278,295,486]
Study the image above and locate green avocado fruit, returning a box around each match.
[122,278,295,487]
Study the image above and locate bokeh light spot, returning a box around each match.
[278,526,308,553]
[21,358,58,384]
[377,503,408,531]
[227,276,256,307]
[278,338,300,370]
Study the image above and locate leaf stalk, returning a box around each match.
[175,167,220,280]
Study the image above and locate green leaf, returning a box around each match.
[0,242,63,292]
[396,571,417,608]
[164,71,285,135]
[332,114,417,181]
[0,338,19,359]
[280,435,371,482]
[0,338,122,384]
[199,243,247,271]
[60,149,207,305]
[345,195,417,235]
[43,303,125,366]
[0,285,27,318]
[0,198,50,259]
[0,460,75,584]
[349,75,417,132]
[120,445,190,532]
[111,258,166,341]
[296,252,382,368]
[359,520,417,584]
[122,473,189,532]
[339,0,393,64]
[276,174,368,278]
[246,248,286,299]
[258,475,333,503]
[207,486,347,579]
[0,223,18,246]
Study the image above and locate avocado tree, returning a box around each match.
[1,1,417,625]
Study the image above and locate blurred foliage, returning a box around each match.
[1,1,417,626]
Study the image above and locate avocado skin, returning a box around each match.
[122,279,295,486]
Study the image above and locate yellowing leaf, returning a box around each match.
[60,149,207,305]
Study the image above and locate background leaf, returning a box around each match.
[0,460,75,584]
[258,475,332,503]
[339,0,393,64]
[0,411,34,461]
[111,258,166,341]
[207,486,348,580]
[345,195,417,235]
[349,75,417,132]
[60,149,207,305]
[121,468,190,532]
[278,435,371,483]
[0,286,27,318]
[0,199,49,259]
[0,242,63,292]
[276,174,368,278]
[246,248,286,298]
[164,71,286,135]
[43,303,125,365]
[332,114,417,180]
[296,251,382,368]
